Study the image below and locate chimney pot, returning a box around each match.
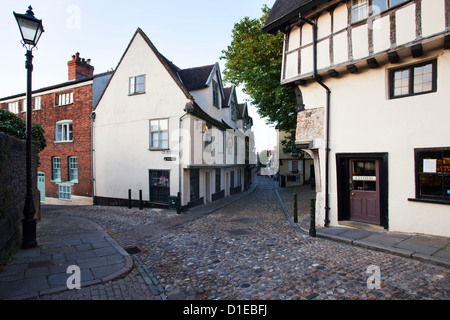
[68,52,94,80]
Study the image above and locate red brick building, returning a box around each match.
[0,53,112,204]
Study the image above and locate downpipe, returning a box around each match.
[299,14,331,227]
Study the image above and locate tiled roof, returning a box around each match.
[263,0,327,34]
[177,65,215,91]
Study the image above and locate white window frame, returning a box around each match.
[352,0,409,23]
[58,184,71,201]
[68,156,78,182]
[55,120,73,142]
[52,157,61,182]
[8,101,19,114]
[149,118,169,150]
[34,96,41,110]
[129,75,146,95]
[56,92,73,107]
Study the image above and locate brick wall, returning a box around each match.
[0,82,94,201]
[0,132,40,261]
[68,52,94,81]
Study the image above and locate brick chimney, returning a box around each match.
[68,52,94,80]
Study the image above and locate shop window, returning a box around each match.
[414,148,450,203]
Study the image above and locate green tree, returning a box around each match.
[221,5,297,133]
[0,109,46,153]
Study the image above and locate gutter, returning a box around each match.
[90,111,96,204]
[299,14,331,227]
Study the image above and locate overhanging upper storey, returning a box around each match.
[264,0,450,86]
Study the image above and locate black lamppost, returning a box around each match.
[13,6,44,249]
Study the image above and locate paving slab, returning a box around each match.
[0,215,132,300]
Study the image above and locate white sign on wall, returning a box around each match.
[423,159,437,173]
[353,176,376,181]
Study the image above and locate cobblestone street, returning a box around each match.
[38,176,449,300]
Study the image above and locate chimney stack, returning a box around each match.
[68,52,94,80]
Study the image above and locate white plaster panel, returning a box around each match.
[333,3,348,33]
[285,51,299,79]
[421,0,446,37]
[301,46,313,75]
[288,27,301,51]
[333,31,348,65]
[352,24,369,60]
[395,3,416,46]
[317,12,332,39]
[301,23,313,46]
[317,39,330,70]
[372,15,391,53]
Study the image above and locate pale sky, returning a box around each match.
[0,0,277,152]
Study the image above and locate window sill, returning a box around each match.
[55,103,74,107]
[408,198,450,206]
[149,148,170,151]
[128,92,145,96]
[55,140,74,144]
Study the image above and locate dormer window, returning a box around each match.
[212,80,220,108]
[231,101,237,121]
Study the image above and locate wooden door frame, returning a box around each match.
[336,153,389,229]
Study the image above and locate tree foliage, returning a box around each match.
[221,5,297,132]
[0,109,47,153]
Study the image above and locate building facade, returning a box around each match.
[93,29,254,210]
[277,130,314,188]
[0,53,112,204]
[264,0,450,236]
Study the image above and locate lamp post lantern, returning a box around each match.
[13,6,44,249]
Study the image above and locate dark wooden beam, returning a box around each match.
[328,69,339,78]
[347,64,358,73]
[367,57,379,68]
[388,51,400,64]
[411,44,423,58]
[445,35,450,50]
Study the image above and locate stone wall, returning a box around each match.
[296,107,325,144]
[0,132,40,260]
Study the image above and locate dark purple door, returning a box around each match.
[349,160,381,224]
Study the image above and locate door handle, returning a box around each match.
[351,192,355,196]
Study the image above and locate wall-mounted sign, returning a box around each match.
[353,176,376,181]
[161,150,178,155]
[164,157,176,161]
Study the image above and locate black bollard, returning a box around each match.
[177,192,182,214]
[293,193,298,223]
[309,198,316,237]
[139,190,143,210]
[128,189,132,209]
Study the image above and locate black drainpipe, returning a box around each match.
[299,14,331,226]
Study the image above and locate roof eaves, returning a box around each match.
[263,0,328,34]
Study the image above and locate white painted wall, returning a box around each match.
[297,49,450,237]
[283,0,448,82]
[94,32,189,201]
